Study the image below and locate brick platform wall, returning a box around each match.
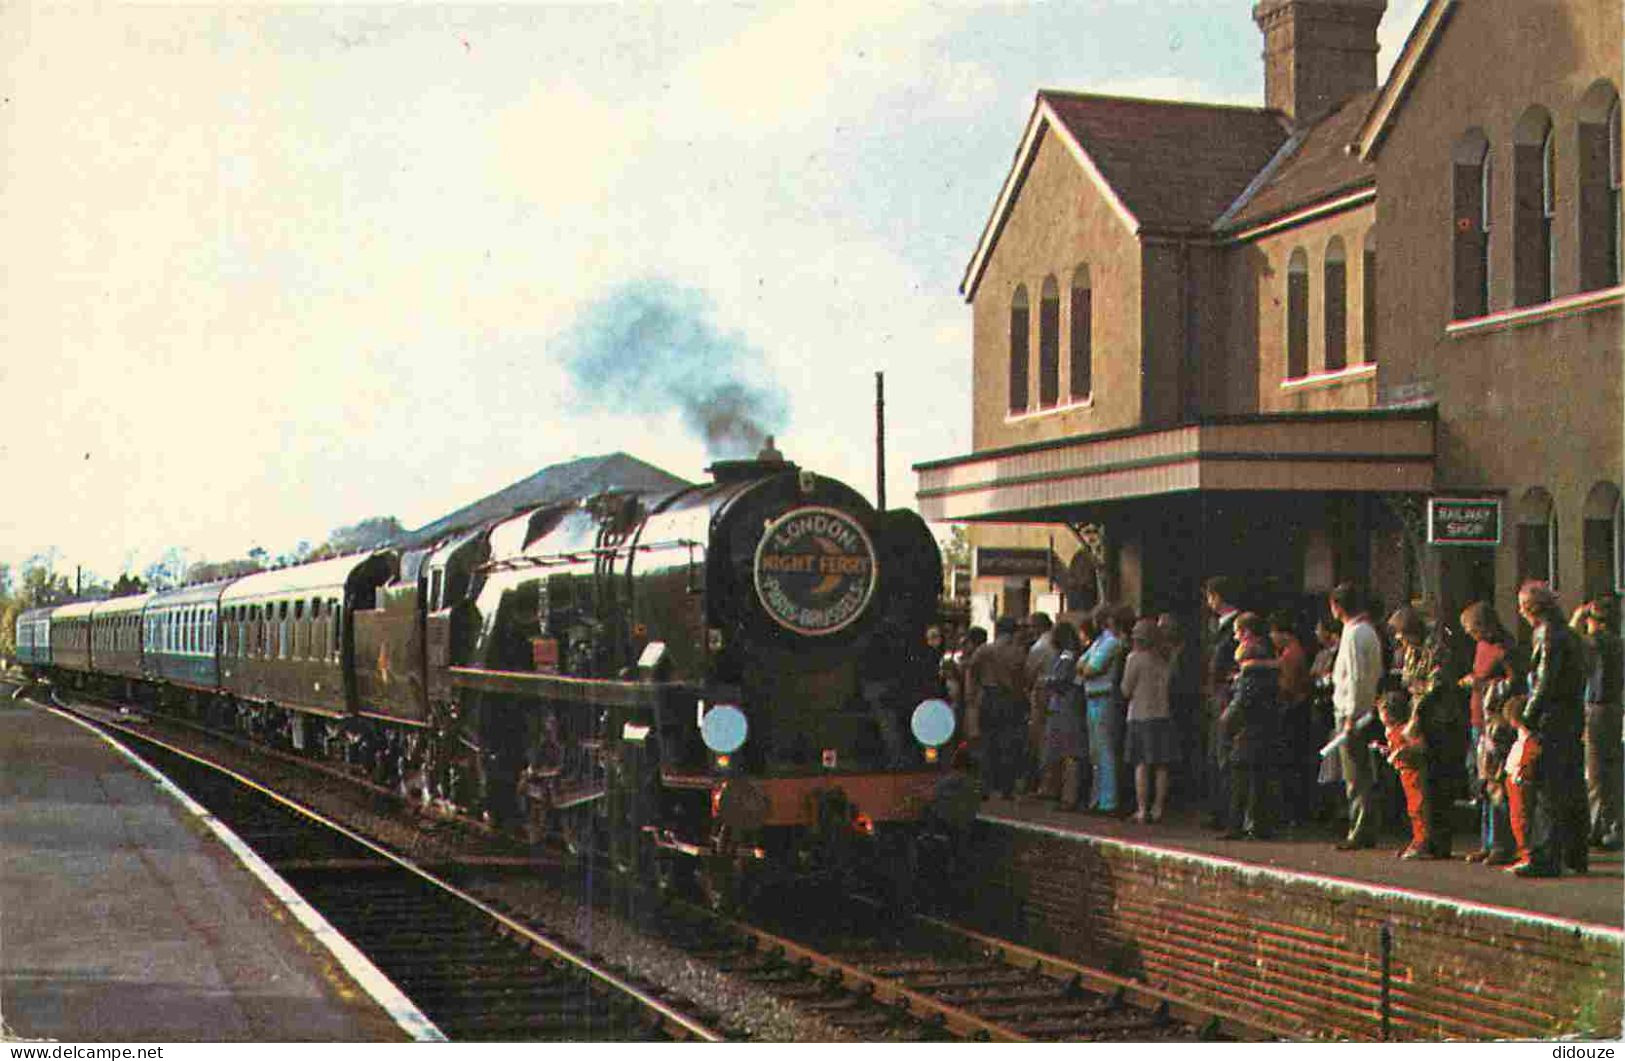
[951,819,1622,1040]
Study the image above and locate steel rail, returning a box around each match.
[709,914,1028,1042]
[63,701,728,1043]
[913,913,1292,1042]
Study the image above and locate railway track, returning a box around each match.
[34,686,1280,1043]
[621,894,1268,1042]
[76,712,729,1043]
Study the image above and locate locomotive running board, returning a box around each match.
[449,666,663,708]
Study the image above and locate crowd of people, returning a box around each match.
[926,576,1623,880]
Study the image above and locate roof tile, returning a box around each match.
[1039,92,1290,231]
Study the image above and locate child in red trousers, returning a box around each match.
[1380,690,1432,859]
[1503,693,1538,871]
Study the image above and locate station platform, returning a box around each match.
[0,693,418,1042]
[958,793,1625,1040]
[982,793,1624,929]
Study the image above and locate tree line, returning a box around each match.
[0,516,403,659]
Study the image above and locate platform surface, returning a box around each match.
[0,697,410,1042]
[980,793,1624,930]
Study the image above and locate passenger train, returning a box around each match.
[15,448,972,903]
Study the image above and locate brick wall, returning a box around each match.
[951,820,1622,1040]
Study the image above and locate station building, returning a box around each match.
[915,0,1622,634]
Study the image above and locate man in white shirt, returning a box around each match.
[1329,582,1383,850]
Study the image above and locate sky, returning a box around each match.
[0,0,1427,586]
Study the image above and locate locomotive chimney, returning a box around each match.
[709,435,795,483]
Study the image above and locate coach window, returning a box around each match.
[1579,81,1622,292]
[281,601,292,659]
[1008,285,1030,414]
[1513,107,1555,307]
[331,598,342,661]
[1286,249,1309,379]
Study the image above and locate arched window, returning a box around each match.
[1008,286,1030,414]
[1286,249,1309,379]
[1323,237,1347,373]
[1069,265,1092,401]
[1362,232,1377,364]
[1516,487,1558,589]
[1579,81,1622,293]
[1452,129,1492,319]
[1038,276,1060,408]
[1583,481,1621,599]
[1513,107,1555,307]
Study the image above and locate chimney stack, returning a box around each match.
[1253,0,1386,126]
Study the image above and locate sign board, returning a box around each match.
[1427,497,1502,546]
[974,547,1054,579]
[754,506,877,635]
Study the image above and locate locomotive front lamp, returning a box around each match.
[910,698,956,748]
[700,703,749,754]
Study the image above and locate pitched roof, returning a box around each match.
[400,452,691,548]
[1355,0,1457,160]
[1215,89,1379,234]
[1039,92,1291,233]
[962,92,1290,299]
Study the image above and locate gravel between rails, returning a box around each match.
[55,698,856,1043]
[472,873,860,1043]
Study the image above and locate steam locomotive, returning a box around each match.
[15,447,971,903]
